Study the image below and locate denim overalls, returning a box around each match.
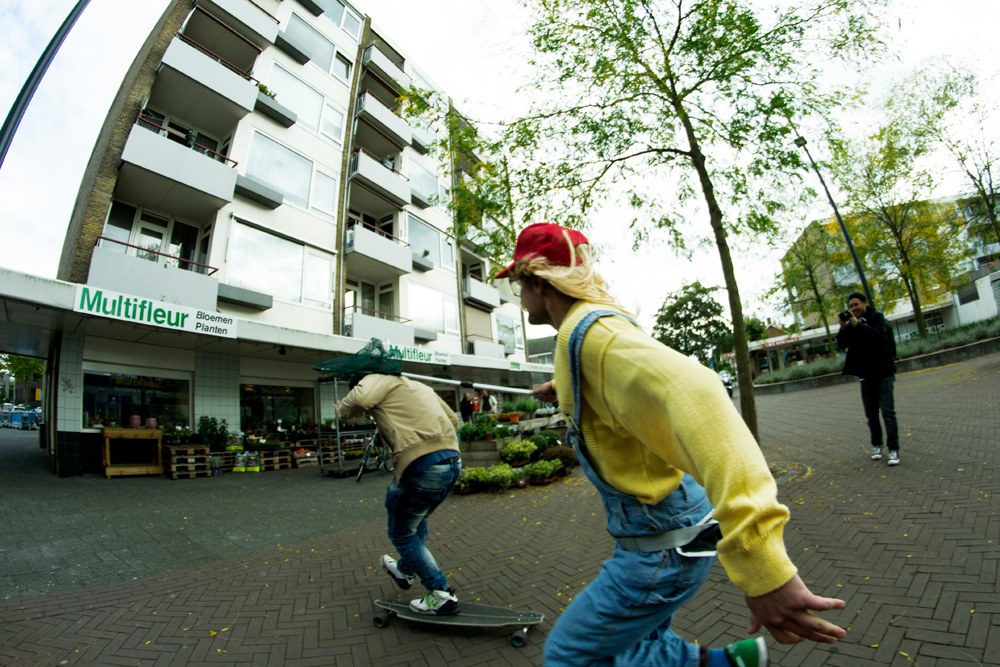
[544,310,717,667]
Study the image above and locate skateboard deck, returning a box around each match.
[373,598,544,646]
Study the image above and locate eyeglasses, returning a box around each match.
[509,278,522,296]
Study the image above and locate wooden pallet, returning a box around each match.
[164,445,210,457]
[262,462,293,471]
[169,470,212,480]
[166,462,210,473]
[293,453,319,468]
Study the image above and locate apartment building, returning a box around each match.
[0,0,546,476]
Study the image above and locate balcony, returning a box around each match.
[344,219,412,282]
[116,121,238,222]
[344,306,414,347]
[466,335,505,359]
[362,45,411,94]
[89,238,219,312]
[148,35,258,138]
[194,0,279,49]
[356,90,411,147]
[462,275,501,312]
[348,148,410,209]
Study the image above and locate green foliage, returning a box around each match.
[257,83,277,100]
[485,463,517,488]
[744,317,768,343]
[527,434,550,454]
[653,282,731,366]
[537,429,561,449]
[541,445,577,470]
[513,396,540,413]
[524,459,563,479]
[457,414,513,441]
[457,466,488,490]
[0,355,44,381]
[501,399,519,413]
[197,416,230,450]
[501,439,537,463]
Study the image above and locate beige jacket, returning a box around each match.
[338,374,460,480]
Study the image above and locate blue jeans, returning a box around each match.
[384,458,461,592]
[860,376,898,451]
[544,545,715,667]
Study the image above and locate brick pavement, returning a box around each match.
[1,352,998,666]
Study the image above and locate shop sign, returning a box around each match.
[386,345,450,365]
[760,336,800,348]
[509,361,554,373]
[74,286,237,338]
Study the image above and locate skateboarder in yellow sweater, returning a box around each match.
[495,223,847,667]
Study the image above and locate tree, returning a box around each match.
[774,220,850,353]
[486,0,887,440]
[895,63,1000,251]
[653,282,731,366]
[831,122,967,338]
[0,355,44,382]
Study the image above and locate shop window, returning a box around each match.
[82,372,190,430]
[240,384,315,432]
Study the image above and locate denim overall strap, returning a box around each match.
[565,310,712,540]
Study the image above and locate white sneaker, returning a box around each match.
[409,589,461,615]
[887,450,900,466]
[380,554,415,590]
[871,446,883,460]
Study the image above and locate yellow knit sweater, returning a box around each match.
[555,301,797,597]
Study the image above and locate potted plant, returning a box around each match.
[454,466,487,494]
[484,463,516,492]
[500,439,537,467]
[210,455,225,476]
[524,459,563,485]
[541,445,577,476]
[514,396,541,420]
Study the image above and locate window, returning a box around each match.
[83,372,190,430]
[138,108,224,162]
[496,314,516,351]
[246,133,312,208]
[227,222,333,308]
[321,103,345,143]
[246,132,338,219]
[323,1,362,41]
[240,384,314,431]
[409,283,459,336]
[515,322,524,349]
[269,65,323,133]
[286,14,354,81]
[410,162,437,203]
[407,215,455,273]
[101,201,209,272]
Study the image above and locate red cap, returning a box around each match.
[494,223,590,280]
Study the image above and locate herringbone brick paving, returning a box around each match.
[1,353,998,665]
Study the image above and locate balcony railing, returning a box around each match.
[347,217,409,247]
[136,118,238,167]
[350,147,408,180]
[177,32,259,83]
[95,236,219,275]
[343,304,411,323]
[246,0,280,22]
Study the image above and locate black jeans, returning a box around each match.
[860,376,898,451]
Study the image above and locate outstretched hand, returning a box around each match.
[530,381,557,404]
[745,575,846,644]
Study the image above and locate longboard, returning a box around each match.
[373,598,544,647]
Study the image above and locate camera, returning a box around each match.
[838,310,852,322]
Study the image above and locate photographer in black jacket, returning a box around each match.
[836,292,900,466]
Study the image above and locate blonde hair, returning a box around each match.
[508,230,632,314]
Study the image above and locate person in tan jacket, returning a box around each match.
[338,372,463,615]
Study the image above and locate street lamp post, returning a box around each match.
[793,132,875,308]
[0,0,92,171]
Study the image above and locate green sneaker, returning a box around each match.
[724,637,768,667]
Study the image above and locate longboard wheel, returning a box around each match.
[510,628,528,647]
[374,611,393,628]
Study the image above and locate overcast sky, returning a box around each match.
[1,0,997,336]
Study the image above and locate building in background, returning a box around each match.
[0,0,548,476]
